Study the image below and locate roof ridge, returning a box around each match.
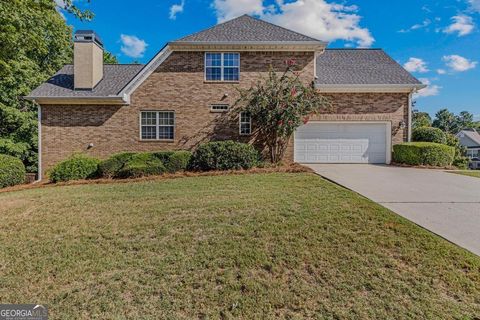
[244,14,320,42]
[174,15,244,42]
[173,14,323,43]
[326,48,383,51]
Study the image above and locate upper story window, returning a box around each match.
[140,111,175,140]
[205,53,240,82]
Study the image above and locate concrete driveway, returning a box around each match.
[307,164,480,256]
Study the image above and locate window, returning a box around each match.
[210,104,229,112]
[140,111,175,140]
[239,112,252,135]
[205,53,240,81]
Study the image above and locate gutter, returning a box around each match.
[315,83,427,93]
[24,95,128,105]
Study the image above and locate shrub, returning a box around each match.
[117,153,166,178]
[49,154,100,183]
[445,134,469,170]
[412,127,447,144]
[163,151,192,173]
[98,152,135,178]
[190,141,259,171]
[0,154,26,188]
[393,142,455,167]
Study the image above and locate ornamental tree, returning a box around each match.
[234,64,330,163]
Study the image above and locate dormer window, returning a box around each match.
[205,53,240,82]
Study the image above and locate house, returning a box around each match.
[457,129,480,169]
[26,15,424,179]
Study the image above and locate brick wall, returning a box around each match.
[283,92,410,161]
[41,51,315,176]
[40,51,410,177]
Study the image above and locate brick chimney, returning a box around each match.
[74,30,104,90]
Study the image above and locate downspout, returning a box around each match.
[35,101,42,182]
[408,91,413,142]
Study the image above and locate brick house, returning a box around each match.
[27,15,424,179]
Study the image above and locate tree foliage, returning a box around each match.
[53,0,94,21]
[432,109,475,134]
[412,110,432,129]
[0,0,109,172]
[0,0,73,172]
[234,65,330,163]
[103,51,119,64]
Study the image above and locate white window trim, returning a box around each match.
[239,112,252,136]
[139,110,175,141]
[210,104,230,113]
[204,52,240,82]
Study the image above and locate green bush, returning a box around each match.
[393,142,455,167]
[0,154,26,188]
[412,127,447,144]
[190,141,259,171]
[98,152,135,178]
[445,134,469,170]
[49,154,100,183]
[117,153,166,178]
[162,151,192,173]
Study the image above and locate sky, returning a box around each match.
[61,0,480,119]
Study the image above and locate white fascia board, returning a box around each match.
[316,84,427,93]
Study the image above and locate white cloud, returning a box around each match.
[443,55,478,72]
[468,0,480,12]
[399,19,431,33]
[403,58,429,73]
[444,15,475,36]
[415,78,441,98]
[169,0,185,20]
[213,0,374,47]
[437,69,446,75]
[120,34,148,58]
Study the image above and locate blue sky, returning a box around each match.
[62,0,480,119]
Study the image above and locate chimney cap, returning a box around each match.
[74,30,104,48]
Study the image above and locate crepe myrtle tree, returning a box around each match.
[234,60,330,163]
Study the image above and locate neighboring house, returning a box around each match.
[457,129,480,169]
[26,15,424,179]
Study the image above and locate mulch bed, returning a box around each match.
[0,163,312,194]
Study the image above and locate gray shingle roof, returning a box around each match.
[27,64,144,98]
[174,14,321,43]
[315,49,423,86]
[460,130,480,146]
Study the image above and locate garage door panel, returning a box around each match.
[294,123,389,164]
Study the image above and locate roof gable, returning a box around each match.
[458,130,480,147]
[174,15,322,43]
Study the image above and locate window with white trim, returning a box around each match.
[205,53,240,81]
[239,112,252,135]
[140,111,175,140]
[210,104,229,112]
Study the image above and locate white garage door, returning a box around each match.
[294,122,390,164]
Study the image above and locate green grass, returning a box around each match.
[0,173,479,319]
[450,170,480,179]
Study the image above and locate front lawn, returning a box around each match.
[450,170,480,179]
[0,173,479,319]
